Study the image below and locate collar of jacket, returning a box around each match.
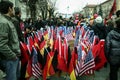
[3,14,12,21]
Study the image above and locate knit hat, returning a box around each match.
[95,16,103,23]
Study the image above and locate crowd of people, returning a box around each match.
[0,0,120,80]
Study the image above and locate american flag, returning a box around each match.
[65,27,74,41]
[75,45,84,76]
[88,30,94,44]
[79,49,95,76]
[74,26,81,47]
[65,33,74,41]
[75,46,95,76]
[32,47,42,79]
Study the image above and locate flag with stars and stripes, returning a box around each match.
[79,49,95,76]
[32,47,42,79]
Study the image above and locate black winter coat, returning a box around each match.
[105,28,120,65]
[92,23,107,39]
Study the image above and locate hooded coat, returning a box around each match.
[105,28,120,65]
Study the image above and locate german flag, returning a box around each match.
[68,49,77,80]
[39,36,46,57]
[43,48,55,80]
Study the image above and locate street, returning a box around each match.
[30,64,120,80]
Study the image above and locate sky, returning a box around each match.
[55,0,107,14]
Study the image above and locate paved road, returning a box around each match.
[94,65,120,80]
[77,65,120,80]
[30,64,120,80]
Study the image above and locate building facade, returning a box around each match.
[99,0,113,18]
[82,4,96,18]
[82,0,120,18]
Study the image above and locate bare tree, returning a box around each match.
[47,0,57,18]
[25,0,38,20]
[36,0,48,20]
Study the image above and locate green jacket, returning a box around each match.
[0,14,20,60]
[0,69,6,79]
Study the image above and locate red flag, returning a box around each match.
[27,36,34,53]
[109,0,116,19]
[53,38,59,51]
[57,36,67,72]
[93,40,107,70]
[63,38,68,66]
[33,32,39,44]
[57,55,67,72]
[25,58,32,79]
[20,42,29,66]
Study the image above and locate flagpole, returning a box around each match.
[67,6,69,18]
[66,0,69,18]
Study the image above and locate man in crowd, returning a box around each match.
[0,1,21,80]
[12,7,24,42]
[12,7,25,80]
[92,15,107,39]
[105,16,120,80]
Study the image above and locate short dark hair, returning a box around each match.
[14,7,21,15]
[116,10,120,17]
[0,1,13,14]
[115,18,120,28]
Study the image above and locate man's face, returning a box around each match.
[9,6,15,17]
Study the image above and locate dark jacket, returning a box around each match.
[12,16,24,42]
[106,25,114,34]
[105,28,120,65]
[92,23,107,39]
